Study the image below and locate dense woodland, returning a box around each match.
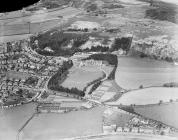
[30,31,89,56]
[83,53,118,66]
[30,30,132,56]
[111,37,132,54]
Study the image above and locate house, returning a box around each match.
[139,127,153,134]
[116,127,123,132]
[103,125,116,133]
[132,127,138,133]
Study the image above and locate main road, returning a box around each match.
[64,132,178,140]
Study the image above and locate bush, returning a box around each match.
[139,85,143,89]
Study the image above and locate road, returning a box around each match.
[63,132,178,140]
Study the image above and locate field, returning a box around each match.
[103,108,134,127]
[21,107,104,140]
[0,7,81,36]
[0,103,37,140]
[140,0,178,24]
[108,87,178,106]
[134,101,178,129]
[0,34,32,43]
[61,66,104,91]
[6,71,31,80]
[90,80,123,102]
[115,56,178,89]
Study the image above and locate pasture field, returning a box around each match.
[134,101,178,129]
[22,107,104,140]
[108,87,178,106]
[0,103,37,140]
[115,56,178,89]
[0,7,81,36]
[61,66,104,91]
[0,34,32,43]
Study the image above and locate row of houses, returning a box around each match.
[103,125,171,135]
[79,60,104,67]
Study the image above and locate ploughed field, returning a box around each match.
[115,56,178,89]
[61,66,104,91]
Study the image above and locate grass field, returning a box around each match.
[0,103,37,140]
[0,34,32,43]
[109,87,178,106]
[6,71,31,80]
[22,107,104,140]
[0,7,81,36]
[115,56,178,89]
[61,66,104,91]
[134,101,178,129]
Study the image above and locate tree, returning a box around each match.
[84,28,88,32]
[150,0,153,6]
[139,85,143,89]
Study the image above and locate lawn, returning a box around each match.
[61,66,104,91]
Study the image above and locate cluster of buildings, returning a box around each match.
[103,107,174,136]
[103,124,171,135]
[0,38,65,107]
[68,21,102,31]
[0,74,39,107]
[79,36,114,50]
[36,100,85,113]
[79,59,104,67]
